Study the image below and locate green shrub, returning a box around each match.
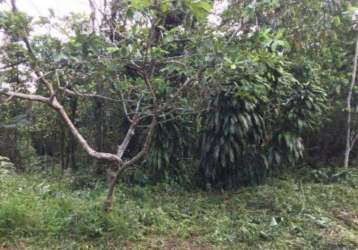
[198,51,326,188]
[143,113,197,185]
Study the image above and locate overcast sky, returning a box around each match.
[2,0,94,17]
[1,0,227,24]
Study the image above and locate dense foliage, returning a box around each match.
[199,51,326,188]
[0,0,357,187]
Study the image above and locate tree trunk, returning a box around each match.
[60,122,66,169]
[94,83,105,174]
[69,98,78,169]
[344,33,358,168]
[104,165,122,212]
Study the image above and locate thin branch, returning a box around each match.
[0,88,122,163]
[170,76,195,99]
[10,0,55,96]
[116,120,137,159]
[0,60,27,70]
[50,98,122,162]
[351,133,358,150]
[122,115,157,167]
[88,0,97,33]
[142,72,158,109]
[0,89,49,103]
[116,96,143,157]
[55,70,122,102]
[58,86,122,102]
[120,92,131,121]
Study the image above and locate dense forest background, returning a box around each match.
[0,0,356,186]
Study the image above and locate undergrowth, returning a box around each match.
[0,168,357,249]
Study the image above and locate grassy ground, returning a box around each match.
[0,168,357,249]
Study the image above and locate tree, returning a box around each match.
[344,10,358,168]
[0,0,208,210]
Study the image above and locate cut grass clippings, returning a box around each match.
[0,168,357,249]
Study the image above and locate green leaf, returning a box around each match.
[131,0,151,10]
[106,47,120,53]
[160,0,170,13]
[187,0,212,21]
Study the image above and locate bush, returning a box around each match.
[198,51,326,188]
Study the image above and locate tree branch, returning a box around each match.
[0,89,49,103]
[123,115,157,167]
[58,86,122,102]
[0,60,27,70]
[116,96,143,158]
[10,0,55,96]
[0,88,122,163]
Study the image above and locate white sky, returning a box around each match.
[4,0,94,17]
[1,0,227,24]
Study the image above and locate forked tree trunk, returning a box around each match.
[344,33,358,168]
[104,168,120,212]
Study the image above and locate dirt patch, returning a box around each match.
[334,210,358,229]
[125,236,213,250]
[321,224,358,247]
[0,242,26,250]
